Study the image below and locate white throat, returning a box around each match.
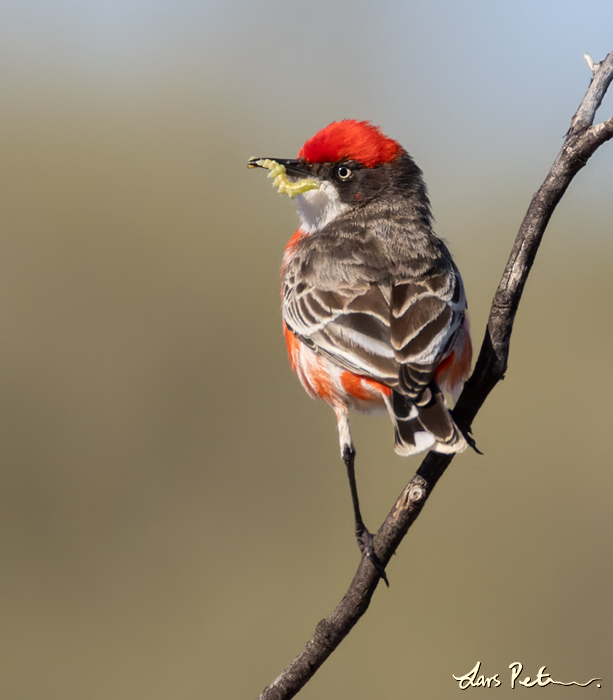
[294,180,350,233]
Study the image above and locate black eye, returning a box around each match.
[336,166,352,180]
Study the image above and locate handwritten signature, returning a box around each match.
[453,661,602,689]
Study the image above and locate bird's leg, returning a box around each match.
[342,444,389,587]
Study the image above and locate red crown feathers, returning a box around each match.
[298,120,401,168]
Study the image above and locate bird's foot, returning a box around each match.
[356,526,389,587]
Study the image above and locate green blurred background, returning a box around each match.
[1,1,612,698]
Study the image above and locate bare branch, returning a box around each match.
[574,52,613,128]
[256,51,613,700]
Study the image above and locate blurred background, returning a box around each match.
[1,1,612,698]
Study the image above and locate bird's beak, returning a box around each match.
[247,157,312,178]
[247,157,320,198]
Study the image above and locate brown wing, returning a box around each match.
[283,250,469,455]
[283,281,399,384]
[390,269,465,396]
[283,258,466,383]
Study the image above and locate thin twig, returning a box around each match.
[256,51,613,700]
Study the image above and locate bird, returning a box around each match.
[248,120,472,582]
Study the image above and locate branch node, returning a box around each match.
[410,484,425,503]
[584,53,599,74]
